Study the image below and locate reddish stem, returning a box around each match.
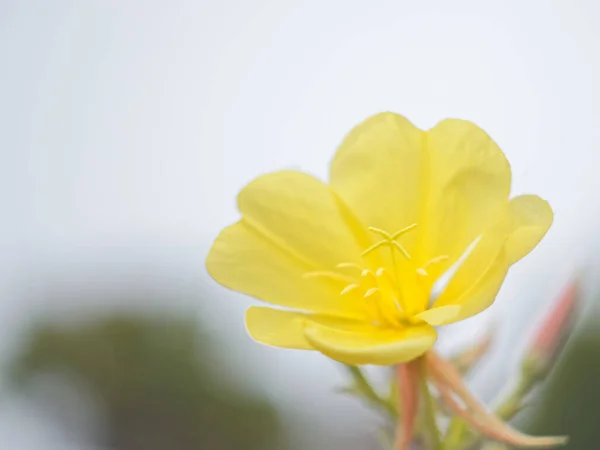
[394,360,420,450]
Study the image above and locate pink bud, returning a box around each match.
[526,279,579,375]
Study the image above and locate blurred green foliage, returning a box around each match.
[9,314,285,450]
[528,329,600,449]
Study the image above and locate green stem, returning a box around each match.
[442,420,468,450]
[344,365,398,420]
[420,360,442,450]
[495,375,532,421]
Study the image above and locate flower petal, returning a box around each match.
[414,305,462,326]
[245,306,367,350]
[207,221,367,318]
[448,254,510,322]
[433,195,553,322]
[329,114,512,313]
[304,322,437,366]
[330,113,424,256]
[237,170,364,269]
[418,119,511,273]
[504,195,554,264]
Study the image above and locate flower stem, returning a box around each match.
[420,358,442,450]
[443,369,537,450]
[495,375,533,421]
[343,365,398,420]
[442,420,468,450]
[394,362,419,450]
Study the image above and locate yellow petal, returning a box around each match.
[238,170,364,269]
[330,113,424,257]
[433,195,553,322]
[414,305,462,326]
[433,217,510,311]
[207,221,367,318]
[418,119,511,272]
[245,306,367,350]
[304,322,437,366]
[329,114,512,312]
[448,253,510,322]
[504,195,554,264]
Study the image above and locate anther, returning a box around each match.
[361,269,375,278]
[416,255,450,277]
[336,262,363,271]
[364,288,379,298]
[424,255,450,268]
[340,284,361,295]
[302,271,355,284]
[375,267,395,280]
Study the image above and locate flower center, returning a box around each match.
[304,224,449,327]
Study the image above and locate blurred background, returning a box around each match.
[3,1,600,448]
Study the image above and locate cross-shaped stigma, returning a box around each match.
[361,223,418,260]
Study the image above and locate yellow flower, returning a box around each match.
[206,112,552,366]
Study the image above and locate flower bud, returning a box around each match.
[523,279,580,379]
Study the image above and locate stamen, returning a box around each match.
[361,269,375,278]
[376,267,407,315]
[364,288,379,298]
[392,297,404,314]
[417,255,450,277]
[302,225,423,328]
[336,262,363,271]
[302,271,355,284]
[424,255,450,269]
[375,267,397,282]
[340,284,361,295]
